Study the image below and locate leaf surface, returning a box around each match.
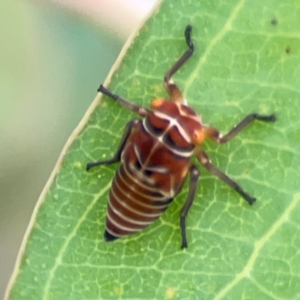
[7,0,300,299]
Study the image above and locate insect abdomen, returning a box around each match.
[104,122,190,241]
[105,165,170,240]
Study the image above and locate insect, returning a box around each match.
[86,25,276,248]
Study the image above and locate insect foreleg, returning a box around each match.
[98,85,149,116]
[196,150,256,205]
[86,119,140,171]
[164,25,194,103]
[164,25,194,84]
[180,164,200,249]
[204,113,276,143]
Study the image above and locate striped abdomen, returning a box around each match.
[104,108,197,241]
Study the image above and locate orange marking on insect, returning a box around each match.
[192,129,205,144]
[151,98,165,109]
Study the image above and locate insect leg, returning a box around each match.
[196,149,256,205]
[86,119,140,171]
[164,25,194,103]
[98,85,149,116]
[204,113,276,143]
[180,164,200,249]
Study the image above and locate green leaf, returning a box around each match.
[7,0,300,299]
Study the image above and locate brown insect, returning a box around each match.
[87,25,276,248]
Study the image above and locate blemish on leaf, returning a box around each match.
[74,161,82,168]
[271,17,278,26]
[99,100,108,108]
[165,287,177,298]
[285,46,291,54]
[114,285,123,295]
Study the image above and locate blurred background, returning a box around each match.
[0,0,157,297]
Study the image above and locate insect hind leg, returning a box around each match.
[180,164,200,249]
